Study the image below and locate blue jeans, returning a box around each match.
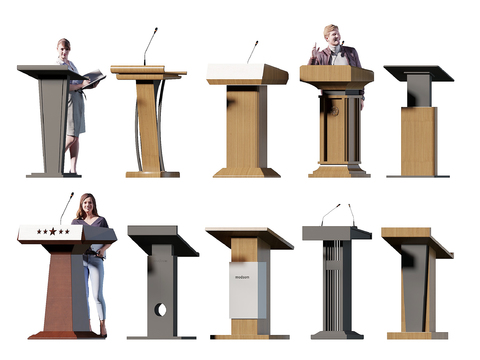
[83,255,106,320]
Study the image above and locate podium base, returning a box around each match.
[210,334,289,340]
[127,335,196,340]
[213,167,280,178]
[126,171,180,178]
[28,331,104,340]
[27,172,82,178]
[311,330,364,340]
[387,332,448,340]
[386,175,450,178]
[309,165,370,178]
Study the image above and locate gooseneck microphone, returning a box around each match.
[144,27,158,66]
[321,204,341,226]
[247,40,258,64]
[60,192,74,225]
[348,204,355,226]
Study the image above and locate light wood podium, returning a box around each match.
[206,227,294,339]
[384,66,454,177]
[18,65,87,178]
[303,226,371,339]
[381,228,453,339]
[110,65,186,177]
[207,64,288,178]
[127,226,199,340]
[18,224,117,339]
[300,65,374,177]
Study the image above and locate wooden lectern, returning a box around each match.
[206,227,294,339]
[384,66,454,177]
[303,226,371,339]
[127,226,199,340]
[207,64,288,178]
[18,224,117,339]
[381,227,454,339]
[300,65,374,177]
[110,65,187,177]
[18,65,87,178]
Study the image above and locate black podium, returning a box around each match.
[303,226,371,339]
[18,65,87,178]
[127,226,199,339]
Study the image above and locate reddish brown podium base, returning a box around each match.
[29,331,105,340]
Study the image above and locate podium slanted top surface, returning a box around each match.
[303,226,372,241]
[300,65,373,90]
[17,65,87,81]
[18,224,117,245]
[381,227,454,259]
[128,225,199,257]
[384,65,454,82]
[206,64,289,85]
[206,227,294,250]
[110,65,187,80]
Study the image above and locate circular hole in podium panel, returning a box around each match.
[154,303,167,317]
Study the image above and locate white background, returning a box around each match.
[1,0,477,359]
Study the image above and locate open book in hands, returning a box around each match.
[81,69,106,90]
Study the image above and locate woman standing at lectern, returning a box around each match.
[71,193,111,338]
[56,38,96,174]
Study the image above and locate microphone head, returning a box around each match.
[154,27,158,33]
[255,40,258,45]
[70,192,74,197]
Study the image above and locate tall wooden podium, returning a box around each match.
[110,65,187,178]
[381,228,454,339]
[303,226,371,339]
[18,224,117,339]
[18,65,87,178]
[384,66,454,177]
[300,65,374,177]
[207,64,288,178]
[127,226,199,340]
[206,227,294,339]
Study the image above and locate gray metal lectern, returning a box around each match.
[303,226,371,339]
[127,225,199,340]
[18,65,87,178]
